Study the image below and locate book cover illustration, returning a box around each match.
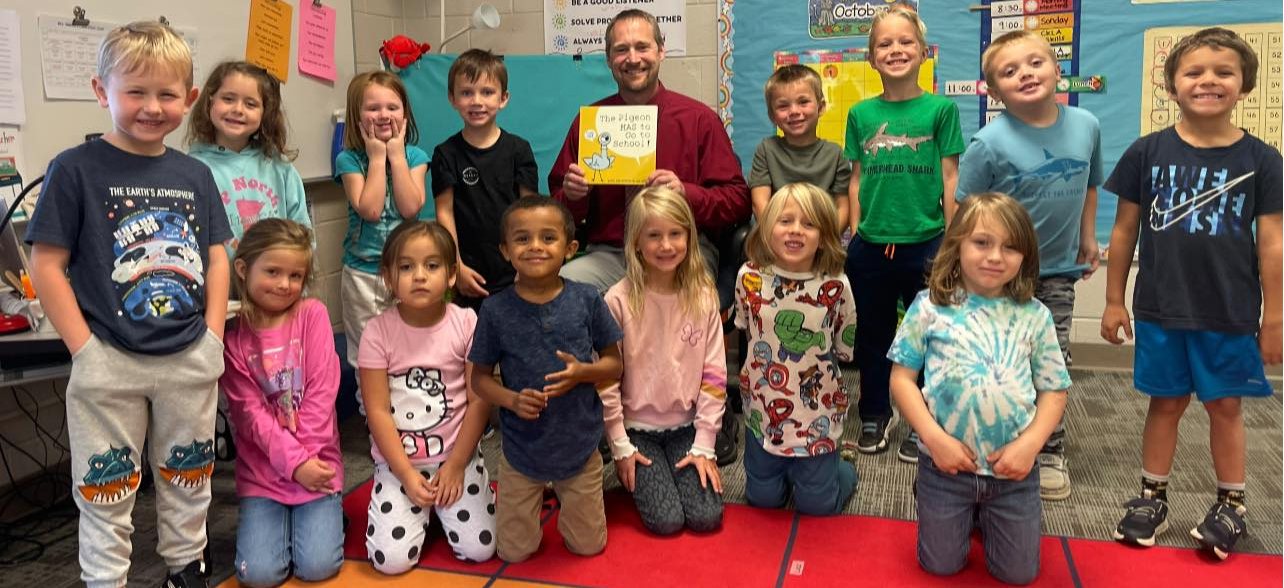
[578,105,658,185]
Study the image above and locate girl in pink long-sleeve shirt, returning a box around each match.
[220,219,344,587]
[602,186,727,536]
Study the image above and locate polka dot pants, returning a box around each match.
[365,452,496,574]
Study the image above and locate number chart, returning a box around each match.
[1141,23,1283,151]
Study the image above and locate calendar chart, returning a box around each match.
[1141,23,1283,151]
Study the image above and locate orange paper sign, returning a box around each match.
[246,0,292,82]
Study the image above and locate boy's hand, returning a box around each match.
[1100,303,1133,344]
[293,458,337,494]
[1077,237,1101,279]
[544,350,585,396]
[613,450,652,493]
[361,120,387,159]
[921,430,977,475]
[675,453,723,494]
[430,461,465,507]
[398,470,435,508]
[1260,319,1282,365]
[562,164,590,200]
[385,118,407,160]
[987,437,1040,481]
[457,264,489,298]
[511,388,548,419]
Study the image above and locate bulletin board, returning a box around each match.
[399,54,619,194]
[1140,22,1282,151]
[9,0,355,182]
[720,0,1284,246]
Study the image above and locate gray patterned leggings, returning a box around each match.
[627,425,724,535]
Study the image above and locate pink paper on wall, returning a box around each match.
[298,2,336,82]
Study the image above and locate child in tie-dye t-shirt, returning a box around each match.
[888,192,1069,585]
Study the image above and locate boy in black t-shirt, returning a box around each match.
[26,22,231,588]
[1101,27,1282,560]
[433,49,539,309]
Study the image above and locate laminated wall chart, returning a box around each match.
[773,48,937,149]
[1141,23,1282,151]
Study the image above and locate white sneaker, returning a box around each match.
[1038,453,1071,500]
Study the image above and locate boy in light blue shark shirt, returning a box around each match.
[956,30,1102,502]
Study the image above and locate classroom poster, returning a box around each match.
[545,0,686,56]
[808,0,919,39]
[577,105,657,185]
[1140,22,1282,150]
[246,0,292,82]
[298,1,337,82]
[773,48,937,150]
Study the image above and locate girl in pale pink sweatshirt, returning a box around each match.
[220,219,344,587]
[602,186,728,536]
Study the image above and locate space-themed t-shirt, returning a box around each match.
[26,139,231,355]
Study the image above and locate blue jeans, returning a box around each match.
[235,494,344,587]
[742,434,857,516]
[916,456,1041,585]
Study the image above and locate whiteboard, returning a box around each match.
[7,0,355,181]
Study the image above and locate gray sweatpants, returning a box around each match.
[67,330,224,588]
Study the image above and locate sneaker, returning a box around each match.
[715,416,739,466]
[1190,502,1248,560]
[856,413,897,454]
[482,423,496,440]
[1113,494,1169,547]
[897,431,919,463]
[1037,453,1072,500]
[161,560,207,588]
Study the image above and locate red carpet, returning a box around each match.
[785,514,1076,587]
[502,491,792,587]
[327,478,1284,588]
[1065,537,1283,587]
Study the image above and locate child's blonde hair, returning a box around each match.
[187,61,296,161]
[764,64,824,111]
[378,221,458,306]
[1163,27,1259,94]
[343,71,420,151]
[746,183,846,276]
[867,4,928,57]
[623,186,716,320]
[448,48,509,95]
[981,31,1058,93]
[97,21,193,88]
[233,219,315,327]
[927,192,1040,306]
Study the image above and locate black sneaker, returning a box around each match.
[897,431,919,463]
[1113,494,1169,547]
[161,560,207,588]
[1190,502,1248,560]
[715,417,739,466]
[856,414,897,454]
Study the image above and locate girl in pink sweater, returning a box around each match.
[220,219,343,586]
[602,186,728,535]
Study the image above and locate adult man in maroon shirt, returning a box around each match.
[549,8,751,293]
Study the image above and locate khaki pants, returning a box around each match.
[496,450,606,562]
[340,266,387,369]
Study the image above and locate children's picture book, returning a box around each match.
[578,105,658,185]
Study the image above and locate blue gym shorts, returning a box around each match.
[1134,320,1274,402]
